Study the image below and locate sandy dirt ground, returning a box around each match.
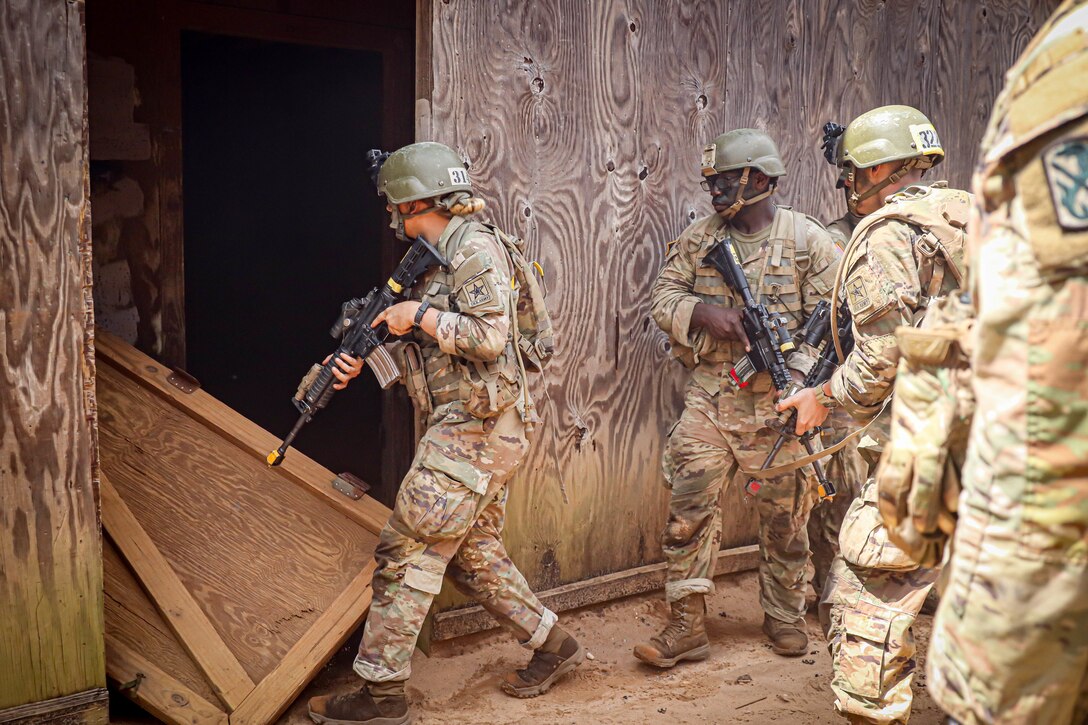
[278,570,946,725]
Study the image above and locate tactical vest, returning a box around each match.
[849,183,970,309]
[405,220,524,420]
[685,207,812,367]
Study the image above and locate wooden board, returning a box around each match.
[424,0,1061,610]
[97,330,390,723]
[0,0,106,716]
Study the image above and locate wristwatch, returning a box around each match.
[413,300,431,327]
[814,385,839,410]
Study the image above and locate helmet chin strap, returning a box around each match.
[716,167,776,220]
[388,201,440,241]
[846,159,924,215]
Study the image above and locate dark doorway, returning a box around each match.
[181,32,393,500]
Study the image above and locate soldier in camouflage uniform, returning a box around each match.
[778,106,969,723]
[308,143,583,725]
[928,2,1088,722]
[633,129,841,665]
[809,179,867,600]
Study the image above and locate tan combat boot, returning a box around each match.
[762,613,808,657]
[307,680,409,725]
[501,625,586,698]
[632,594,710,668]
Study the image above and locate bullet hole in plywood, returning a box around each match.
[639,166,648,180]
[606,160,616,172]
[696,94,708,111]
[531,77,545,94]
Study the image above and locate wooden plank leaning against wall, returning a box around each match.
[0,0,107,721]
[422,0,1058,623]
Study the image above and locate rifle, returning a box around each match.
[266,236,448,466]
[742,299,856,500]
[701,238,842,500]
[702,238,796,392]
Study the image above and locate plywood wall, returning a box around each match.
[0,0,107,717]
[425,0,1056,594]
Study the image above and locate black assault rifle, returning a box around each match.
[743,298,855,500]
[701,239,840,500]
[702,238,796,391]
[266,236,448,466]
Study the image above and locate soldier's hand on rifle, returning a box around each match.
[373,301,421,337]
[323,352,364,390]
[776,385,831,435]
[691,303,750,350]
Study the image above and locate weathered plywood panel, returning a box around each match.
[426,0,1059,603]
[97,358,379,684]
[0,0,106,713]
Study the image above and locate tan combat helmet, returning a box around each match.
[700,129,786,218]
[838,105,945,213]
[376,141,478,239]
[377,141,472,205]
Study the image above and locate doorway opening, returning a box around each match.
[181,32,395,501]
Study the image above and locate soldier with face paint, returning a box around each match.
[635,129,840,665]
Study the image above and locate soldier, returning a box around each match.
[928,2,1088,722]
[777,105,969,723]
[307,142,583,725]
[634,128,840,665]
[808,129,867,601]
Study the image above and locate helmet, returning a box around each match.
[839,105,944,170]
[377,142,472,204]
[701,129,786,178]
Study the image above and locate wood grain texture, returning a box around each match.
[425,0,1059,606]
[105,635,227,725]
[95,330,390,535]
[97,356,378,683]
[229,562,376,725]
[0,0,106,708]
[104,539,222,708]
[100,473,254,710]
[0,688,108,725]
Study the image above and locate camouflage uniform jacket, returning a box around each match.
[828,183,971,440]
[403,216,525,423]
[652,206,840,430]
[825,211,864,253]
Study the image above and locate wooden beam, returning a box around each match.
[106,636,228,725]
[94,330,390,535]
[0,688,108,725]
[100,472,255,711]
[433,545,760,641]
[229,561,378,725]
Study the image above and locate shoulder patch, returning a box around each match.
[845,273,874,315]
[461,271,495,308]
[1043,137,1088,231]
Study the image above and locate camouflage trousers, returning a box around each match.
[928,221,1088,723]
[661,383,817,624]
[354,406,554,682]
[808,410,866,597]
[820,478,938,724]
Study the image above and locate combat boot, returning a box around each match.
[762,613,808,657]
[307,679,409,725]
[632,594,710,668]
[501,625,586,698]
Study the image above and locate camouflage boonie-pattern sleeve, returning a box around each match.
[434,230,513,362]
[650,216,719,349]
[829,219,924,424]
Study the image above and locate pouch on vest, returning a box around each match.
[463,356,520,420]
[484,224,556,372]
[876,293,974,568]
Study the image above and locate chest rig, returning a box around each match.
[405,220,522,419]
[850,183,969,309]
[689,208,810,367]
